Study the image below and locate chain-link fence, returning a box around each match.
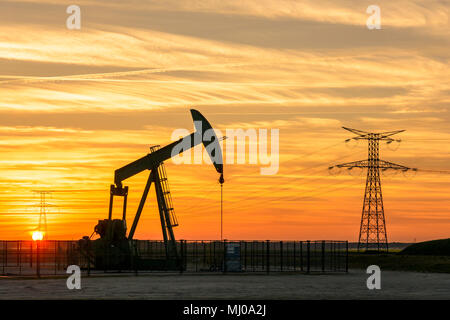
[0,240,347,276]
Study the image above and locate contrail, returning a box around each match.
[0,63,250,85]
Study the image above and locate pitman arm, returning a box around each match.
[114,133,197,188]
[114,109,224,189]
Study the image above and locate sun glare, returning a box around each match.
[32,231,44,241]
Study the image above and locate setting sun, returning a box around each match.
[32,231,44,241]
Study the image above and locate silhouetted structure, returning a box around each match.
[89,109,224,270]
[32,190,53,240]
[330,128,415,252]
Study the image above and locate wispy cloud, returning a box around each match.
[0,0,448,241]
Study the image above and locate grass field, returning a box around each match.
[400,238,450,256]
[348,253,450,273]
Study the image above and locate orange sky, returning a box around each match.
[0,0,449,242]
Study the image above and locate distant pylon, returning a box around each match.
[329,128,416,252]
[32,190,53,240]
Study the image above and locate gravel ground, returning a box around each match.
[0,269,449,299]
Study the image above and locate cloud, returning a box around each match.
[0,0,449,241]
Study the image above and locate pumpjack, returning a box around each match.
[81,109,224,270]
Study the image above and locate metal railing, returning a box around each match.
[0,240,348,276]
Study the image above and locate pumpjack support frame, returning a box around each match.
[100,109,224,264]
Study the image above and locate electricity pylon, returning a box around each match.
[330,128,415,252]
[32,190,53,240]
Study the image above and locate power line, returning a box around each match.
[178,144,366,214]
[416,169,450,174]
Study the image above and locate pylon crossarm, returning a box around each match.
[378,130,405,139]
[349,136,370,141]
[330,159,369,169]
[378,160,413,171]
[342,127,370,137]
[331,159,413,171]
[351,136,397,142]
[342,127,405,142]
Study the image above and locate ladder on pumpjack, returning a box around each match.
[151,145,178,228]
[150,145,179,259]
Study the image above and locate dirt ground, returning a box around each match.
[0,269,449,300]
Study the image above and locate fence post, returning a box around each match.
[134,241,138,276]
[223,240,227,273]
[194,241,198,272]
[280,241,283,272]
[293,241,296,271]
[87,241,91,277]
[209,241,213,269]
[4,242,7,275]
[300,241,303,271]
[203,241,206,267]
[2,242,5,275]
[321,240,325,272]
[251,242,255,272]
[213,241,216,269]
[103,244,107,273]
[54,241,57,275]
[306,240,310,273]
[180,240,184,274]
[345,241,349,273]
[266,240,270,274]
[239,241,243,272]
[19,241,22,275]
[244,242,247,271]
[36,241,40,278]
[331,241,334,271]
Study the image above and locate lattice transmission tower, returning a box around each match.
[330,128,415,252]
[32,190,53,240]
